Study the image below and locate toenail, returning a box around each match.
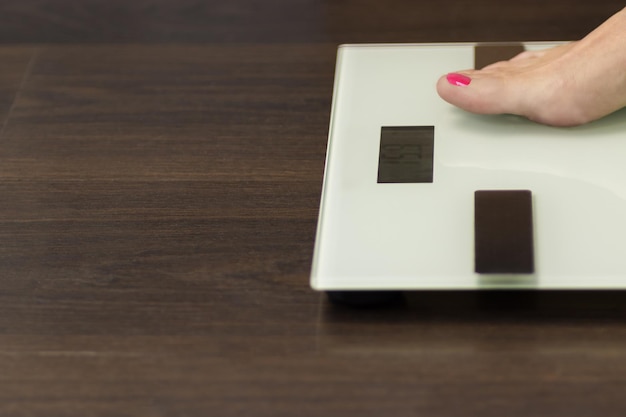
[446,73,472,86]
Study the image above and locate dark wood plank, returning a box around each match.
[3,303,626,416]
[0,45,334,180]
[0,0,623,43]
[0,44,329,338]
[322,0,625,43]
[0,44,331,415]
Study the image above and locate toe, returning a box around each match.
[436,72,513,115]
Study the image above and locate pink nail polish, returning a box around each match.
[447,73,471,87]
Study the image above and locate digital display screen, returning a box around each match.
[377,126,434,183]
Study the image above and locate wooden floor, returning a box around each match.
[2,1,626,416]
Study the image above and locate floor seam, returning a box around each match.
[0,46,40,141]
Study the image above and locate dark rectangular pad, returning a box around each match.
[474,190,535,274]
[474,43,526,70]
[377,126,434,183]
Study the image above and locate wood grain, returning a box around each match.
[0,0,623,43]
[0,47,35,131]
[0,45,334,180]
[2,1,626,416]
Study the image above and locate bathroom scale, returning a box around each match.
[310,42,626,304]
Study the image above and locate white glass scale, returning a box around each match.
[310,42,626,303]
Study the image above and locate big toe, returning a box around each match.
[436,72,517,115]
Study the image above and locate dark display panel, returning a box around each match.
[474,190,535,274]
[377,126,434,184]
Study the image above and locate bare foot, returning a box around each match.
[436,7,626,127]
